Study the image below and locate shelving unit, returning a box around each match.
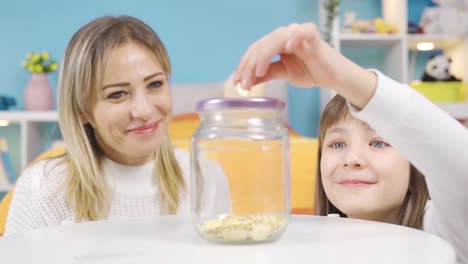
[0,111,59,191]
[319,0,468,119]
[340,33,404,43]
[407,34,466,50]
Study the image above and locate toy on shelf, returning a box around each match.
[422,54,461,82]
[407,22,424,34]
[411,54,466,102]
[419,0,468,35]
[350,18,398,34]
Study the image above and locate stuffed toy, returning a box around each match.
[419,0,468,35]
[422,54,461,82]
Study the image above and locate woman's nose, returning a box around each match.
[130,93,153,120]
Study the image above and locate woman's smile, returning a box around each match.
[126,121,160,135]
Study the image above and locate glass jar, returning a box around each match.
[191,97,290,244]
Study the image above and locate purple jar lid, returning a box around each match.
[197,97,285,111]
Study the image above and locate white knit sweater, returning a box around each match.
[4,148,192,235]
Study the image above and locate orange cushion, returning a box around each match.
[34,147,66,160]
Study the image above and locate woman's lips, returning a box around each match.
[127,121,159,135]
[338,179,376,187]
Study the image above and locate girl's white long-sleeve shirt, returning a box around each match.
[350,71,468,263]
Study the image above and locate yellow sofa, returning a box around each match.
[0,113,318,235]
[0,190,14,236]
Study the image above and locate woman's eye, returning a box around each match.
[370,140,388,148]
[107,91,126,100]
[330,141,346,149]
[148,80,163,89]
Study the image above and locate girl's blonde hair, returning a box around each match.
[315,95,429,229]
[57,16,185,221]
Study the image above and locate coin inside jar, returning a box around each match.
[198,214,287,243]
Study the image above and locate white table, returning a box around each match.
[0,215,456,264]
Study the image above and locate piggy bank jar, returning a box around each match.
[191,97,291,244]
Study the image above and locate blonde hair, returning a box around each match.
[57,16,185,221]
[315,95,429,229]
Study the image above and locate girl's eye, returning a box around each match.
[107,91,127,100]
[148,80,163,89]
[370,140,388,148]
[330,141,346,149]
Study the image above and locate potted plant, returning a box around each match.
[21,52,58,111]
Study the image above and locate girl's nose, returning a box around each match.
[343,147,367,168]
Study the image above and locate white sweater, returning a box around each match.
[350,71,468,263]
[4,148,192,235]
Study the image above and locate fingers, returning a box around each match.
[233,24,295,90]
[285,23,319,52]
[233,23,319,91]
[236,60,288,90]
[254,61,288,84]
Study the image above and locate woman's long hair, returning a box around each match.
[57,16,186,221]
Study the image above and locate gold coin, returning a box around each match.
[236,83,250,97]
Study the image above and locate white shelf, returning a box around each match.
[0,111,58,122]
[321,0,468,120]
[408,34,466,50]
[436,102,468,120]
[339,33,403,46]
[0,111,60,173]
[0,185,13,192]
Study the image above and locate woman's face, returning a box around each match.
[86,43,172,165]
[320,118,410,223]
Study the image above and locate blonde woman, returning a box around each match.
[233,23,468,263]
[5,16,193,234]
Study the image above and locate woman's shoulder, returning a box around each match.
[16,156,69,196]
[6,156,72,233]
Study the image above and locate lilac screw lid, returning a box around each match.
[197,97,285,111]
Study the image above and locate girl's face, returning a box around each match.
[86,43,172,165]
[320,118,410,223]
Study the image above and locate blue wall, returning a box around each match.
[1,0,317,103]
[0,0,435,178]
[1,0,319,133]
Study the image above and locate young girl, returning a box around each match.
[317,94,429,228]
[233,23,468,263]
[5,16,191,234]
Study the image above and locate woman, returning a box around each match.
[5,16,189,234]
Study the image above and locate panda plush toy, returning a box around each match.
[422,54,461,82]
